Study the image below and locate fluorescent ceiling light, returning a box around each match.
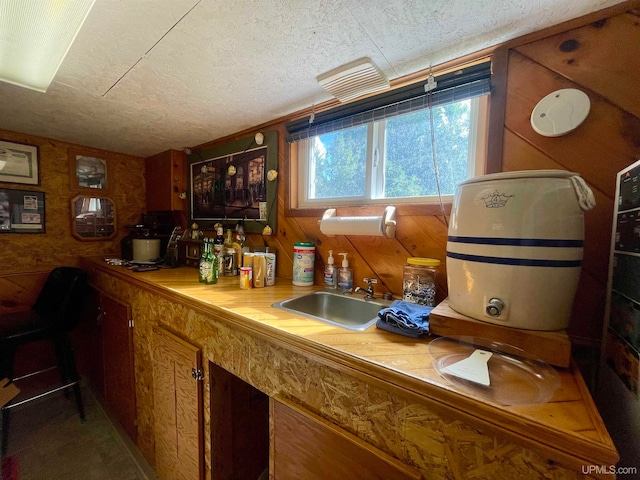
[0,0,96,93]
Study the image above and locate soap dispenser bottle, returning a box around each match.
[324,250,337,289]
[337,253,353,292]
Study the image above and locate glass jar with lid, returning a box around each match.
[402,257,440,306]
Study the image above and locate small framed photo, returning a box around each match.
[69,148,109,192]
[0,140,39,185]
[0,188,45,233]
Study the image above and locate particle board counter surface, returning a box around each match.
[81,256,618,478]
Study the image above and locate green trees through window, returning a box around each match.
[311,125,367,199]
[385,101,470,198]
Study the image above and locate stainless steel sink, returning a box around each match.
[272,290,390,331]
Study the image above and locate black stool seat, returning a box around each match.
[0,266,89,454]
[0,310,60,344]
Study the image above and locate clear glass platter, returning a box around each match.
[429,335,561,405]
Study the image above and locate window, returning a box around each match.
[287,60,491,208]
[297,96,487,206]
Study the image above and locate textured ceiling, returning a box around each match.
[0,0,626,158]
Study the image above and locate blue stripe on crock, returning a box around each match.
[446,251,582,268]
[447,236,583,248]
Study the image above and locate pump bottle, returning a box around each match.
[337,253,353,292]
[324,250,337,289]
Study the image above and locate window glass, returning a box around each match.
[384,100,471,198]
[298,96,486,207]
[309,125,368,199]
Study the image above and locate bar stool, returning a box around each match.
[0,267,89,454]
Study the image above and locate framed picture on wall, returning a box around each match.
[0,188,45,233]
[0,140,39,185]
[190,145,267,221]
[68,148,109,192]
[186,130,278,234]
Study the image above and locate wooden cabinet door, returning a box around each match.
[100,294,137,442]
[145,149,186,212]
[152,326,203,480]
[271,396,421,480]
[85,287,105,400]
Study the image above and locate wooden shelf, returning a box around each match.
[429,299,572,368]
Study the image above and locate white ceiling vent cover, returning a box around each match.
[317,58,389,103]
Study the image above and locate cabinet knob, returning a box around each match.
[191,368,204,381]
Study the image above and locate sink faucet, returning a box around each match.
[354,278,377,300]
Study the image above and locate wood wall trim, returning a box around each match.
[285,202,452,219]
[193,52,496,152]
[501,0,640,50]
[486,47,508,174]
[281,54,495,126]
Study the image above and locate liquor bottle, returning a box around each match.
[212,225,224,262]
[214,225,225,247]
[224,228,233,248]
[207,238,218,284]
[233,221,245,248]
[199,238,214,284]
[226,227,242,275]
[198,238,208,283]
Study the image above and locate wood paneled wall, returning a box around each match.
[498,9,640,343]
[0,129,145,313]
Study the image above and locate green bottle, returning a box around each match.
[199,238,213,284]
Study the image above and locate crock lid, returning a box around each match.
[459,169,578,186]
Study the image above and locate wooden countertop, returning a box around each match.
[82,257,618,469]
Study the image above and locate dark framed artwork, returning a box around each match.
[187,131,278,233]
[0,140,39,185]
[0,188,45,233]
[68,148,109,192]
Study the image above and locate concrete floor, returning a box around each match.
[2,384,154,480]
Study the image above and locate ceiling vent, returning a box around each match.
[317,58,389,103]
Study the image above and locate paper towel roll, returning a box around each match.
[319,216,384,236]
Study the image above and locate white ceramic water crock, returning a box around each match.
[132,238,161,262]
[446,170,595,331]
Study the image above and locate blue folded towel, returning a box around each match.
[376,300,433,338]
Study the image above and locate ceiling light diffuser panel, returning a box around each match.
[317,58,389,103]
[0,0,96,92]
